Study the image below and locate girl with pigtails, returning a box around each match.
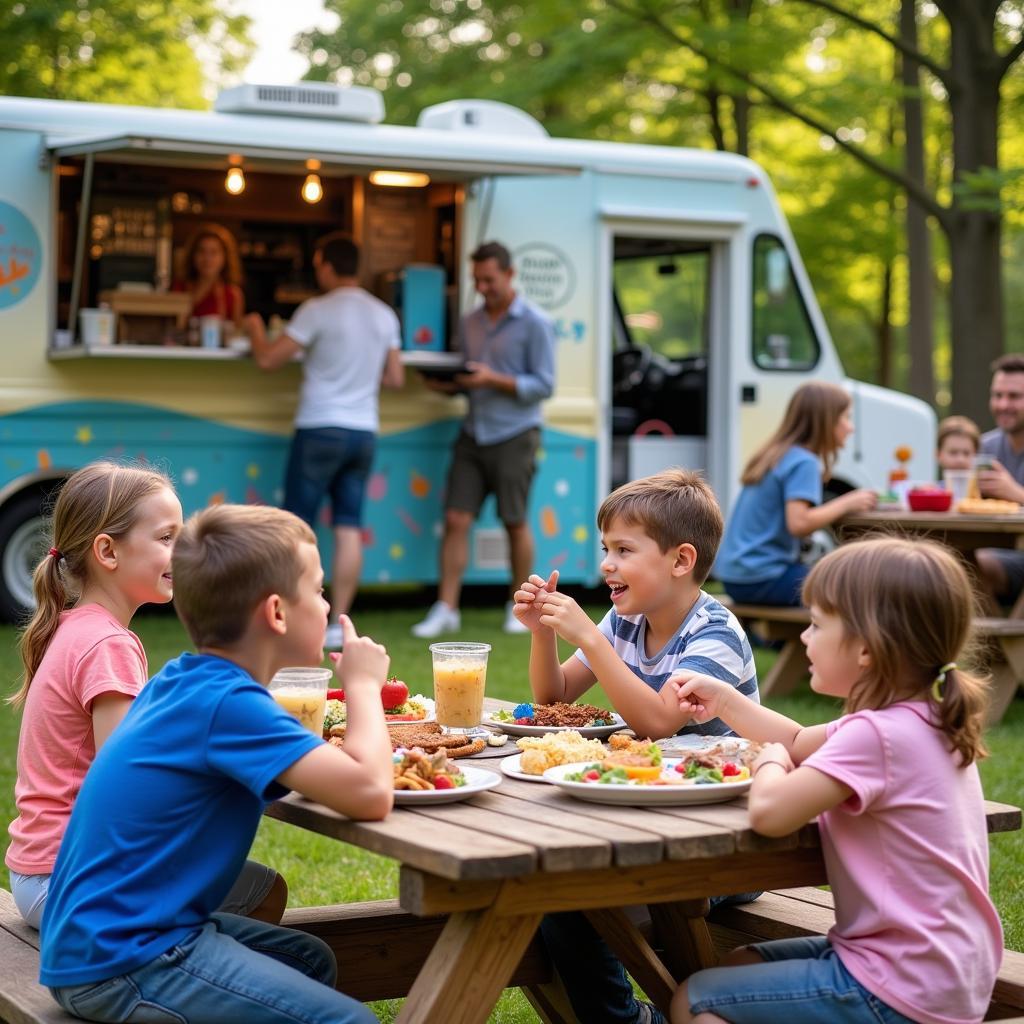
[668,537,1002,1024]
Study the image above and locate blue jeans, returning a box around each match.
[540,893,761,1024]
[51,912,376,1024]
[688,935,916,1024]
[723,563,810,607]
[284,426,376,528]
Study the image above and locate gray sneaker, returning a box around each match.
[411,600,461,638]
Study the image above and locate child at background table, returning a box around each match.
[937,414,980,472]
[669,537,1001,1024]
[5,462,286,931]
[714,381,876,607]
[514,468,760,1024]
[39,504,393,1024]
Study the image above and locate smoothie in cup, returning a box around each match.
[430,642,490,730]
[269,667,332,735]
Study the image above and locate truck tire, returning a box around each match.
[0,488,56,622]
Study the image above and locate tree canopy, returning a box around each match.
[0,1,253,109]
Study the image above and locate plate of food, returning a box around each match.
[392,750,501,805]
[543,742,759,806]
[501,731,611,781]
[323,677,435,733]
[330,721,486,757]
[487,702,626,738]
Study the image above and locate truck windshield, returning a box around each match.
[612,241,710,359]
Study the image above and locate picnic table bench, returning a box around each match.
[724,600,1024,722]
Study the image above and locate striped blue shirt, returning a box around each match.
[574,591,759,737]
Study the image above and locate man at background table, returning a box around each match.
[412,240,556,637]
[977,352,1024,601]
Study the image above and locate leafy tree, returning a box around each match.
[0,1,253,109]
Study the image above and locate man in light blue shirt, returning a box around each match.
[414,241,556,637]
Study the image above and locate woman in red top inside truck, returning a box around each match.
[173,222,246,328]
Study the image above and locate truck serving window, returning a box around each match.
[751,234,820,371]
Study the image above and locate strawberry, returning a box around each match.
[514,717,533,725]
[584,769,601,781]
[433,775,455,790]
[327,688,345,702]
[721,762,740,777]
[380,677,409,711]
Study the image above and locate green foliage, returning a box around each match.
[0,1,253,108]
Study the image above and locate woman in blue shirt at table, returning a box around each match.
[714,381,876,606]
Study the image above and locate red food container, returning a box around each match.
[907,489,953,512]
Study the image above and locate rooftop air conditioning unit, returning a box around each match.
[417,99,547,138]
[214,83,385,124]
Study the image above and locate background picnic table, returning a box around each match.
[1,600,1021,1023]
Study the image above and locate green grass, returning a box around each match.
[1,607,1021,1023]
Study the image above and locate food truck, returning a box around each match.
[0,83,935,619]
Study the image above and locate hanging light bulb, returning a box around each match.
[302,159,323,204]
[224,155,245,195]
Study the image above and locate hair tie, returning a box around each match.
[932,662,957,702]
[48,547,62,560]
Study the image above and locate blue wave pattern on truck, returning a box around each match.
[0,401,598,584]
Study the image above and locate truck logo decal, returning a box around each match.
[513,242,575,309]
[0,201,41,309]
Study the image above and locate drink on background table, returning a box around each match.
[269,667,332,735]
[429,642,490,730]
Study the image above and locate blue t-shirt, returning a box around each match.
[574,591,759,737]
[715,445,822,584]
[39,653,321,988]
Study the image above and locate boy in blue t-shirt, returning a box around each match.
[40,505,394,1024]
[513,468,760,1024]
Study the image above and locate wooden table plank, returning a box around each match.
[265,794,536,880]
[404,797,612,873]
[400,846,830,917]
[464,784,666,866]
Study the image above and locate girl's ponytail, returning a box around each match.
[6,461,171,709]
[931,665,988,767]
[10,552,70,707]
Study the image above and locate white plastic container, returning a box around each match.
[79,308,116,347]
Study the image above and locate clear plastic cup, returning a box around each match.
[943,469,974,504]
[429,642,490,731]
[269,667,331,735]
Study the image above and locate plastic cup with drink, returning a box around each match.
[269,666,332,735]
[430,642,490,733]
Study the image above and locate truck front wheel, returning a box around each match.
[0,488,58,623]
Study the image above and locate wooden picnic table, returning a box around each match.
[839,509,1024,616]
[265,699,1023,1024]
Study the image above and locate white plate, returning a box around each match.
[393,764,502,805]
[499,753,550,783]
[542,760,752,806]
[656,735,753,756]
[485,711,626,738]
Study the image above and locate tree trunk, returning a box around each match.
[944,10,1004,425]
[878,257,894,389]
[901,0,935,406]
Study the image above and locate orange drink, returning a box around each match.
[269,667,331,735]
[429,642,490,729]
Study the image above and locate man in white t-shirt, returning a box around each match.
[247,234,404,647]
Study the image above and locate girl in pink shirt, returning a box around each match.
[669,537,1002,1024]
[6,462,286,930]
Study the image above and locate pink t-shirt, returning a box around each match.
[803,702,1002,1024]
[6,605,147,874]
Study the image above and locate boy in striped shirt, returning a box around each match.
[514,468,761,1024]
[514,468,759,740]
